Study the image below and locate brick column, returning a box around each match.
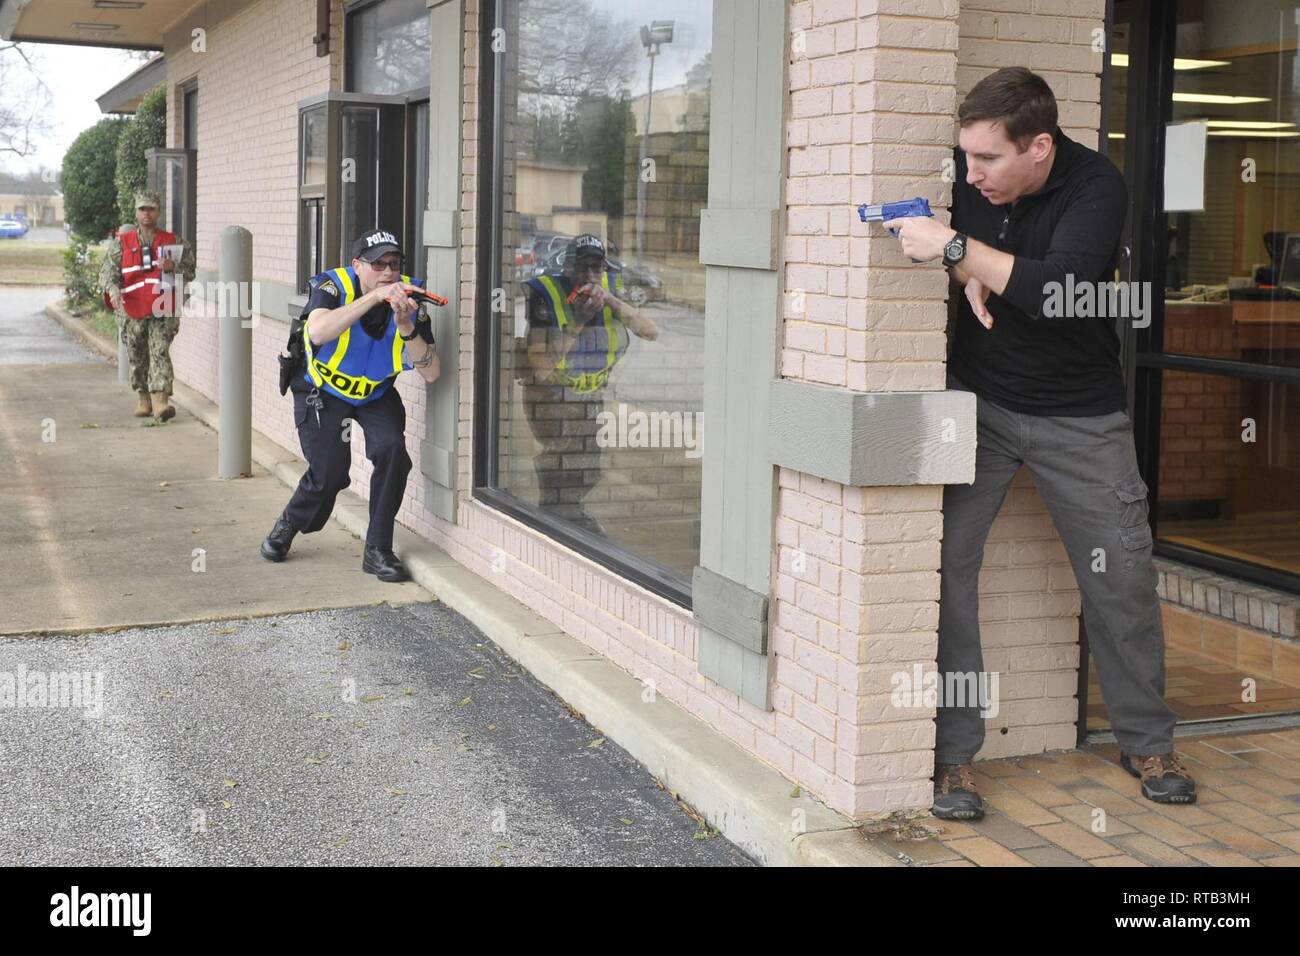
[777,0,959,817]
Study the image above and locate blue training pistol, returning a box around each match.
[857,197,934,262]
[857,196,933,233]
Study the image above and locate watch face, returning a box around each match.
[945,238,964,260]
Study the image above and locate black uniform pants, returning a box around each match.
[283,383,412,551]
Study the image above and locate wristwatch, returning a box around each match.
[399,326,420,341]
[942,232,968,269]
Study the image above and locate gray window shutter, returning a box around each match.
[420,0,464,522]
[692,0,788,709]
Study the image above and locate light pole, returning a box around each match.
[635,19,674,262]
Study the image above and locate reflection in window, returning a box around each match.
[302,107,327,186]
[341,106,380,253]
[489,0,712,590]
[347,0,431,96]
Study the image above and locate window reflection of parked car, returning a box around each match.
[514,232,567,280]
[0,216,28,238]
[536,241,663,307]
[605,240,662,307]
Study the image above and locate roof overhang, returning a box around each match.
[0,0,198,50]
[96,53,165,112]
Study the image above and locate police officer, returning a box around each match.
[99,190,195,422]
[519,233,658,534]
[259,229,441,582]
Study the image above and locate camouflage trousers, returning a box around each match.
[118,313,180,394]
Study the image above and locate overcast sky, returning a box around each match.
[1,43,145,177]
[599,0,713,91]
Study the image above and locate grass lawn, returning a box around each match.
[0,240,68,285]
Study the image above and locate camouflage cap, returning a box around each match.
[134,190,161,210]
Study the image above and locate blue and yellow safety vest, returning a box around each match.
[302,266,421,406]
[525,270,629,394]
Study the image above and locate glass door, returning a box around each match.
[1089,0,1300,735]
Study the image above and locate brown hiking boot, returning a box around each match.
[1120,751,1197,804]
[932,761,983,820]
[151,391,175,423]
[133,390,152,417]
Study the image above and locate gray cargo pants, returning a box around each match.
[935,371,1177,763]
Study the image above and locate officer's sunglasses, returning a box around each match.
[368,257,403,273]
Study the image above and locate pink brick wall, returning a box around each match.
[164,0,342,285]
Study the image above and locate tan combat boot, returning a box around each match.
[133,390,152,417]
[151,391,175,423]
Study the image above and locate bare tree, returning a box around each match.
[516,1,640,101]
[511,0,641,163]
[0,41,54,158]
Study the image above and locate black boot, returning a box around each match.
[362,545,410,583]
[260,511,298,562]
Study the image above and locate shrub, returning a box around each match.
[115,85,167,224]
[62,118,129,240]
[61,234,103,311]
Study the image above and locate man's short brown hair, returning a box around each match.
[957,67,1058,152]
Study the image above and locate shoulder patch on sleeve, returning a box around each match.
[318,279,338,296]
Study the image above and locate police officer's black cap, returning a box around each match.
[351,229,404,263]
[568,233,607,265]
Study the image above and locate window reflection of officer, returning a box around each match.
[260,230,440,582]
[519,233,658,535]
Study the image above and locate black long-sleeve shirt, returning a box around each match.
[948,126,1130,416]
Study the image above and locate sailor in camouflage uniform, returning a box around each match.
[98,190,196,422]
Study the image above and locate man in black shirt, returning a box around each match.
[259,229,441,582]
[892,68,1194,818]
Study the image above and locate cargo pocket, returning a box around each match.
[1115,473,1152,550]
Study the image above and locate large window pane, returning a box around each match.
[301,107,327,187]
[347,0,431,95]
[341,105,380,258]
[1161,1,1300,367]
[1155,368,1300,577]
[488,0,712,590]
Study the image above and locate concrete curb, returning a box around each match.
[43,298,898,868]
[45,300,119,358]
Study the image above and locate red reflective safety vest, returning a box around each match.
[104,226,178,319]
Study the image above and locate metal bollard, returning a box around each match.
[217,225,253,478]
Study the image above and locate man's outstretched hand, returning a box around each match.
[965,276,994,330]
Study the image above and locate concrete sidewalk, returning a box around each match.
[1,290,425,637]
[34,293,893,867]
